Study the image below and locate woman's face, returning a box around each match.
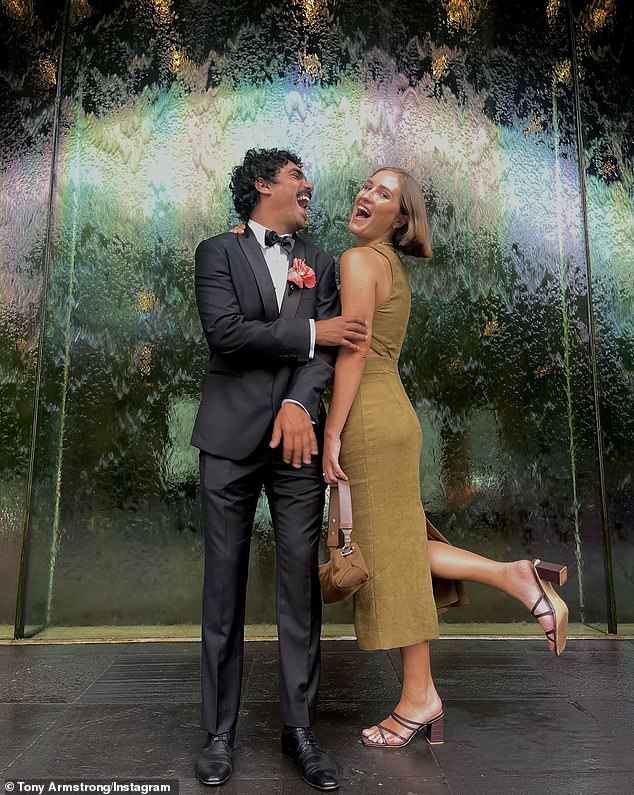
[348,170,406,242]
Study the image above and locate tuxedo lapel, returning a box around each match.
[280,235,305,318]
[237,227,279,321]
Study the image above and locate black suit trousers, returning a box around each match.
[199,433,325,734]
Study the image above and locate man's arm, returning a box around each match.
[195,237,311,360]
[269,253,342,467]
[284,254,342,420]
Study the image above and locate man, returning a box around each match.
[191,148,367,790]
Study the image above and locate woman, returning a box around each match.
[321,166,568,748]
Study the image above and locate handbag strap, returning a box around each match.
[326,479,353,549]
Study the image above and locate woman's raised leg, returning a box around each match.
[361,543,568,747]
[427,541,560,652]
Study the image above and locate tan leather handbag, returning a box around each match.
[319,480,369,604]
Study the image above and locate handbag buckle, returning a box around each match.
[341,545,355,557]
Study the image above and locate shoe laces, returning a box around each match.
[295,728,318,749]
[207,731,232,746]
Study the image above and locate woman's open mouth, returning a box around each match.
[353,203,372,221]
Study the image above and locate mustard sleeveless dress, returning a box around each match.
[339,242,467,650]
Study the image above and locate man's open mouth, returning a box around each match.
[297,191,312,209]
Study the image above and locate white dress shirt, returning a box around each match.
[247,219,316,418]
[247,219,316,358]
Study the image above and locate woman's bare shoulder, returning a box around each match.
[340,245,387,274]
[340,247,391,293]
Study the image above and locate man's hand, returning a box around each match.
[270,403,319,468]
[315,316,367,350]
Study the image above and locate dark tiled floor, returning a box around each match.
[2,639,633,794]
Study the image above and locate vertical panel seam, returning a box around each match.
[566,0,617,633]
[14,0,71,640]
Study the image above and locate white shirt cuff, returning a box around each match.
[282,399,314,423]
[308,319,315,360]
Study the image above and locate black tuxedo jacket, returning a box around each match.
[190,226,341,461]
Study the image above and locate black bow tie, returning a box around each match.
[264,229,294,252]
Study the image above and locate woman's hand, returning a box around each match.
[322,435,348,486]
[228,222,246,234]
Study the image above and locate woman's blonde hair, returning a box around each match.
[372,167,432,258]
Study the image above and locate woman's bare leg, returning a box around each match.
[362,542,562,744]
[427,541,556,650]
[361,642,442,745]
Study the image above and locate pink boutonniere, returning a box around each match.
[287,258,316,292]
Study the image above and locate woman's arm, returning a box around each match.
[322,247,383,484]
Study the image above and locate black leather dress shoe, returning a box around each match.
[196,730,235,786]
[281,726,339,791]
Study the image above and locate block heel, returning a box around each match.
[531,559,569,656]
[534,561,567,586]
[425,714,444,745]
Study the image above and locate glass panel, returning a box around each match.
[574,0,634,627]
[0,0,65,637]
[392,0,609,628]
[18,0,623,635]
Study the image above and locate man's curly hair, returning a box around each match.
[230,148,303,222]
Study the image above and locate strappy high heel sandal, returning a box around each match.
[360,710,444,748]
[531,560,569,656]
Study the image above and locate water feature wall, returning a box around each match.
[1,0,631,636]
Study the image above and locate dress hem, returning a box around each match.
[355,629,441,652]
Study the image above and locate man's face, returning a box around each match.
[257,161,314,233]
